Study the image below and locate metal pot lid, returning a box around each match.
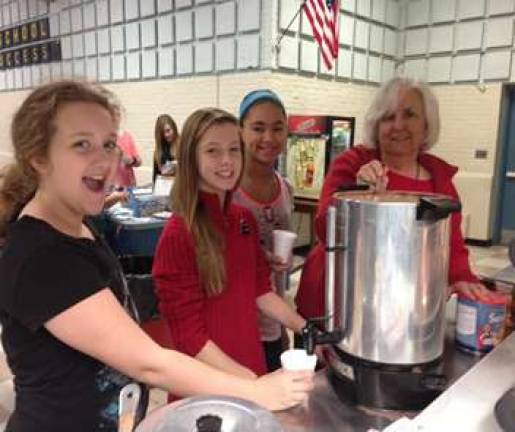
[135,396,284,432]
[333,190,451,204]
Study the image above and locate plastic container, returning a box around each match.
[455,291,508,354]
[495,281,514,336]
[126,187,168,218]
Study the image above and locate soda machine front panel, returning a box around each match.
[286,136,327,198]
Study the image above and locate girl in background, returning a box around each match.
[232,89,293,371]
[153,114,179,182]
[0,81,313,432]
[113,105,141,188]
[153,108,307,385]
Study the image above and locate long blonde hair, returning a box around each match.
[0,80,117,238]
[154,114,179,165]
[172,108,242,296]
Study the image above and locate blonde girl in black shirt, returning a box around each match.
[0,81,313,432]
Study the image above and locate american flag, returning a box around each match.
[303,0,340,70]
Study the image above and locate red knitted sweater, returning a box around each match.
[152,192,269,376]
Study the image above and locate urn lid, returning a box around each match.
[332,191,461,221]
[135,396,283,432]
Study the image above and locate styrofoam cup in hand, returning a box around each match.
[280,349,317,371]
[273,230,297,262]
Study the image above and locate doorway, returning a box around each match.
[495,85,515,244]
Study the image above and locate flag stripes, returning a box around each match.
[303,0,340,70]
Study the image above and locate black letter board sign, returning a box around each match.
[0,18,61,69]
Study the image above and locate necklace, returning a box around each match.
[266,175,279,201]
[246,174,278,203]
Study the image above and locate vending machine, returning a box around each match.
[279,115,355,199]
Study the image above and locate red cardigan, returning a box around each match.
[152,192,269,376]
[295,145,479,320]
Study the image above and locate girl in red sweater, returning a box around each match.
[152,108,311,387]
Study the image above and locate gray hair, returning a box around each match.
[363,77,440,151]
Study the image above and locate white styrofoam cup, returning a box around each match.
[280,349,317,371]
[273,229,297,262]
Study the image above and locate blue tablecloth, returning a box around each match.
[103,206,169,257]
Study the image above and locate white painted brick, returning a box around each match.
[0,40,505,242]
[431,84,502,240]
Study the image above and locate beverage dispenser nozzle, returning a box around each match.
[301,317,343,355]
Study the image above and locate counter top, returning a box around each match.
[275,325,482,432]
[275,371,400,432]
[413,331,515,431]
[136,326,513,432]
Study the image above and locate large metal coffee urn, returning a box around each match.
[306,190,461,410]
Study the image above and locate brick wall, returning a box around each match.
[0,74,502,240]
[431,84,502,240]
[432,84,501,174]
[0,89,30,167]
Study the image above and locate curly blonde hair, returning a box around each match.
[0,80,117,237]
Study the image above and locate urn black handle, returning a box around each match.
[337,183,370,192]
[416,196,461,221]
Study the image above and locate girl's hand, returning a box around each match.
[161,161,175,175]
[161,165,173,175]
[104,190,129,208]
[356,160,388,192]
[111,190,129,204]
[450,281,495,301]
[253,369,314,411]
[265,250,291,273]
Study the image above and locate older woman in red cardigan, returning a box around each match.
[295,77,490,322]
